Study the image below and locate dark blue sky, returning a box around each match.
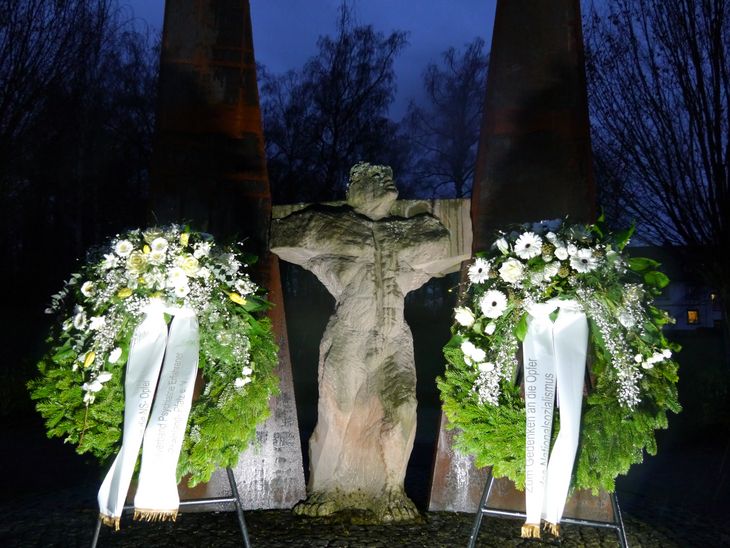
[124,1,496,119]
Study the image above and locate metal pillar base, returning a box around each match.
[90,467,251,547]
[467,472,629,548]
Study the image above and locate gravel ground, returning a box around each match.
[0,481,726,548]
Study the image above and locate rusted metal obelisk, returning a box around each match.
[429,0,610,521]
[150,0,305,508]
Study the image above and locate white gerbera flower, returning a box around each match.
[498,258,525,285]
[80,281,95,298]
[460,340,487,363]
[89,316,106,331]
[454,306,476,327]
[495,237,510,255]
[150,237,169,253]
[114,239,134,257]
[468,258,491,284]
[108,347,122,364]
[554,247,569,261]
[514,232,543,259]
[480,290,508,319]
[570,248,599,273]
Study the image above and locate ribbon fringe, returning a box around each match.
[544,521,561,537]
[133,508,179,523]
[521,523,541,539]
[99,513,120,531]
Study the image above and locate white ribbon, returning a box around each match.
[521,298,588,537]
[97,302,199,529]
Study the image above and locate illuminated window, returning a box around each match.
[686,309,700,325]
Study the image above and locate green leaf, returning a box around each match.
[644,271,670,289]
[614,225,635,250]
[514,313,528,341]
[628,257,660,272]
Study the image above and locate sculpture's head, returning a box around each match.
[346,163,399,220]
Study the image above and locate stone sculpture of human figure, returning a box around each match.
[270,163,462,522]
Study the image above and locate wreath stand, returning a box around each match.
[466,470,629,548]
[90,467,252,548]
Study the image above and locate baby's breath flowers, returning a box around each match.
[438,218,681,494]
[29,226,279,486]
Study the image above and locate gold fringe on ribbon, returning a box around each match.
[521,523,541,539]
[133,508,179,523]
[543,521,561,537]
[99,513,120,531]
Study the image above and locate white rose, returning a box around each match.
[80,281,95,298]
[634,354,643,364]
[484,322,497,335]
[234,377,252,388]
[454,306,476,327]
[498,258,525,285]
[567,243,578,256]
[114,239,134,257]
[242,366,253,376]
[108,347,123,364]
[662,349,672,359]
[546,232,558,243]
[554,247,569,261]
[543,262,560,280]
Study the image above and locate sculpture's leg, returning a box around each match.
[374,336,419,522]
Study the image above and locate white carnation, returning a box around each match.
[167,267,188,288]
[89,316,106,331]
[543,262,560,280]
[174,284,191,298]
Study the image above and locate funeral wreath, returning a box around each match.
[438,218,681,494]
[29,225,279,487]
